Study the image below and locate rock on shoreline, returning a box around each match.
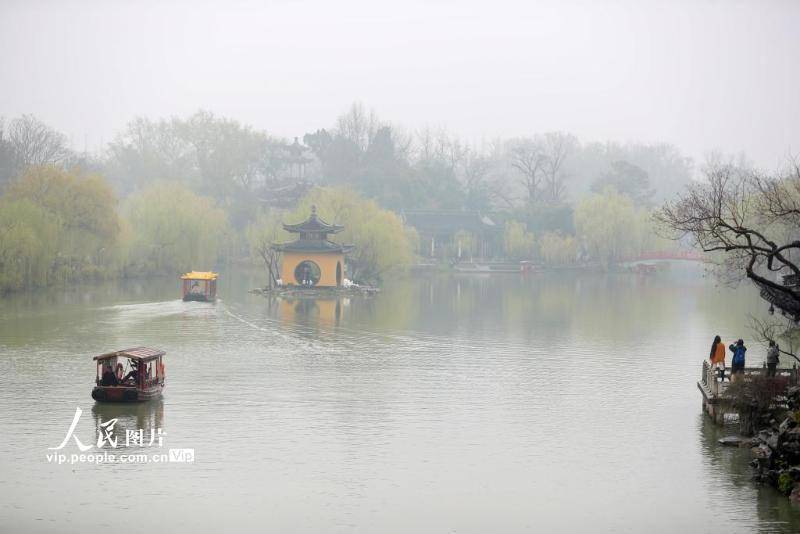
[749,387,800,502]
[718,435,755,447]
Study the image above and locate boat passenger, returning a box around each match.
[101,364,119,386]
[122,360,140,384]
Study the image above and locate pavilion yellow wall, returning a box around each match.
[280,252,344,287]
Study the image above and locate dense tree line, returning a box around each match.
[0,167,231,293]
[303,103,692,213]
[0,166,121,291]
[0,104,695,292]
[0,106,695,215]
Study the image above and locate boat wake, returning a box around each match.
[98,299,218,326]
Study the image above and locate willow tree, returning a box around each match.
[123,182,232,274]
[4,165,122,283]
[289,187,417,283]
[539,232,577,266]
[503,220,535,260]
[575,187,652,265]
[0,199,57,292]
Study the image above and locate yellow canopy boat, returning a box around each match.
[180,271,218,301]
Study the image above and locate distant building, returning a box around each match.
[401,210,502,259]
[272,206,354,287]
[284,137,313,180]
[258,137,315,208]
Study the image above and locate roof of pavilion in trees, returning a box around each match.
[401,210,498,237]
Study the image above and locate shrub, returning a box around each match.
[778,472,794,495]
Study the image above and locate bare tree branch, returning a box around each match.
[656,158,800,317]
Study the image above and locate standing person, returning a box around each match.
[766,340,780,377]
[709,335,726,381]
[729,339,747,380]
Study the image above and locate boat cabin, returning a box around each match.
[92,347,166,402]
[181,271,218,301]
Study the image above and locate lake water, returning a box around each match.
[1,266,799,533]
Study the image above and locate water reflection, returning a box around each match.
[90,400,165,451]
[277,297,343,328]
[3,266,800,533]
[696,414,800,533]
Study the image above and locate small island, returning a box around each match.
[253,206,377,298]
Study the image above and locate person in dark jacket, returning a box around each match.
[766,341,780,377]
[101,364,119,386]
[122,360,140,384]
[729,339,747,381]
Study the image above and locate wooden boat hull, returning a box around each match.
[92,385,163,403]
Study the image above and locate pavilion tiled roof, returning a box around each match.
[402,210,498,235]
[282,206,343,234]
[273,206,354,254]
[94,347,166,362]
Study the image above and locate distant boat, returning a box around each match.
[92,347,166,402]
[181,271,218,301]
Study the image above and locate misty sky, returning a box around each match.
[1,0,798,169]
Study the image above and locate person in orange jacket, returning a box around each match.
[710,335,726,381]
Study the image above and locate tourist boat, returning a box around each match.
[181,271,218,301]
[91,347,166,402]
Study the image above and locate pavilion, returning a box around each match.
[272,206,354,287]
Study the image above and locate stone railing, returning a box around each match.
[701,360,799,399]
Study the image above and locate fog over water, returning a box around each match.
[1,0,799,167]
[2,269,800,533]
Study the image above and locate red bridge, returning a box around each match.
[622,250,706,263]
